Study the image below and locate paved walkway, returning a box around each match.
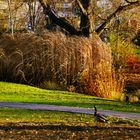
[0,101,140,120]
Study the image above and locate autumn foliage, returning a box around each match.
[0,32,114,97]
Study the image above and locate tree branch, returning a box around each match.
[38,0,80,35]
[125,0,138,4]
[76,0,87,15]
[96,1,140,34]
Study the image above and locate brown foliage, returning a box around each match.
[0,32,112,97]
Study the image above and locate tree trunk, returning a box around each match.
[80,0,95,38]
[28,1,37,31]
[7,0,14,36]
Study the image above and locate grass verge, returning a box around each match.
[0,108,139,126]
[0,108,93,124]
[0,82,140,113]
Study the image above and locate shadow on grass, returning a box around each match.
[0,124,140,131]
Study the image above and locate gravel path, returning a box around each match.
[0,101,140,120]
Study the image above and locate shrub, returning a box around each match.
[75,34,113,98]
[77,33,136,100]
[107,33,135,100]
[0,32,112,98]
[0,32,93,85]
[109,33,135,71]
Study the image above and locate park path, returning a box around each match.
[0,101,140,120]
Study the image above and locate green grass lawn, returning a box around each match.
[0,108,139,140]
[0,108,94,125]
[0,108,139,126]
[0,82,140,113]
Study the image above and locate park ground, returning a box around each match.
[0,82,140,139]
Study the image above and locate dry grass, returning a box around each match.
[0,32,87,86]
[95,63,126,99]
[79,60,125,99]
[0,31,125,99]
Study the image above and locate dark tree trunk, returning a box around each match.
[80,0,95,38]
